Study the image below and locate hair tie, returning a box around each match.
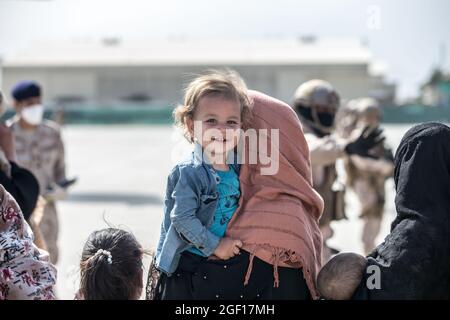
[95,249,113,264]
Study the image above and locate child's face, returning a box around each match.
[188,95,241,161]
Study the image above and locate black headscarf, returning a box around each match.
[353,122,450,299]
[0,162,40,221]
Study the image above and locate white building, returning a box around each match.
[0,37,395,106]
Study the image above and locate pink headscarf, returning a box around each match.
[0,184,57,300]
[227,90,324,299]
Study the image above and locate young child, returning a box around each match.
[317,252,367,300]
[152,69,252,299]
[77,228,144,300]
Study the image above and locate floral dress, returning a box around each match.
[0,184,57,300]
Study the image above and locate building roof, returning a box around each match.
[2,38,371,67]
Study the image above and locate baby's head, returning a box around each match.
[174,69,252,162]
[317,252,367,300]
[79,228,144,300]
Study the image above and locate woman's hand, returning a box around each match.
[0,124,16,162]
[213,237,243,260]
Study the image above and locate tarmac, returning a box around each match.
[53,124,413,299]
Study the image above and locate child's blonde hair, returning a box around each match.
[174,69,252,142]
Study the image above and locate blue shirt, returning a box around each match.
[155,143,241,275]
[188,166,240,256]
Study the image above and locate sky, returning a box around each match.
[0,0,449,101]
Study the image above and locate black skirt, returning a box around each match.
[154,250,311,300]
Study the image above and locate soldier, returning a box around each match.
[338,98,394,255]
[292,80,384,263]
[0,89,40,222]
[8,80,68,264]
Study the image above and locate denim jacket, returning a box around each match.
[155,144,240,275]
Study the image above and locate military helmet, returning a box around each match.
[355,97,381,117]
[293,79,340,135]
[293,79,340,110]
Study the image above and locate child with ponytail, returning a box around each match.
[77,228,144,300]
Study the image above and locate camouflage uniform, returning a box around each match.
[302,124,347,227]
[8,117,67,264]
[293,81,386,263]
[339,98,394,254]
[293,80,347,263]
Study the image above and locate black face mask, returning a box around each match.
[297,105,335,129]
[297,105,314,122]
[317,112,335,128]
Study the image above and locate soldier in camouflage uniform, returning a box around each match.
[338,98,394,255]
[292,80,385,263]
[8,81,68,264]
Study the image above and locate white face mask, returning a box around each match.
[21,104,44,125]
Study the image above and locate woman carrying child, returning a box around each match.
[151,70,323,299]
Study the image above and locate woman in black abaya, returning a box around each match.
[353,122,450,299]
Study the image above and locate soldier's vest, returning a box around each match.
[315,164,346,226]
[344,157,387,218]
[8,119,62,193]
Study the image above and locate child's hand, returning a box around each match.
[213,237,243,260]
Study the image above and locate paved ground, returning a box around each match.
[53,124,414,299]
